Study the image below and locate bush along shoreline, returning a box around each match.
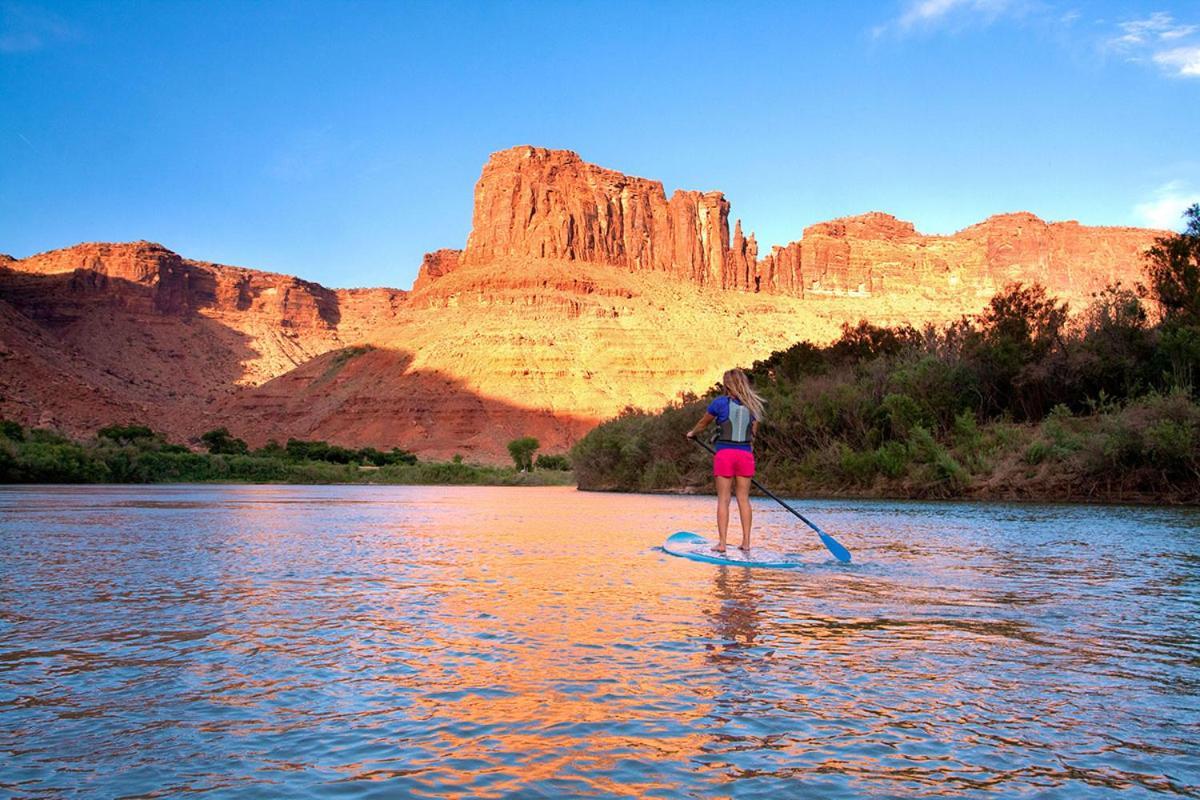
[0,425,573,486]
[572,207,1200,506]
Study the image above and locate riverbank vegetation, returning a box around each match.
[573,207,1200,504]
[0,425,573,486]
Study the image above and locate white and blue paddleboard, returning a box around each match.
[662,531,804,569]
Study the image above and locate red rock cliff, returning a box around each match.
[462,146,732,287]
[771,211,1159,301]
[449,147,1161,306]
[0,146,1170,461]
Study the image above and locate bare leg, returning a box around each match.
[715,476,732,552]
[735,475,752,550]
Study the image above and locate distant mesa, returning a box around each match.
[0,145,1164,461]
[440,145,1159,302]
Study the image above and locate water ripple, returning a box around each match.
[1,485,1197,798]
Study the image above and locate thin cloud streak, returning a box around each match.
[1133,181,1200,230]
[874,3,1200,80]
[1105,11,1200,78]
[872,0,1020,37]
[1108,11,1197,47]
[0,2,77,53]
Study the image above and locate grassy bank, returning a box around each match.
[573,212,1200,505]
[0,425,573,486]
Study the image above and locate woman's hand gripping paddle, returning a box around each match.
[691,438,852,563]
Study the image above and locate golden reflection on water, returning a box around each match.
[0,485,1197,798]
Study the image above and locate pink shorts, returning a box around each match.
[713,449,755,478]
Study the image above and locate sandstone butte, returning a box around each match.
[0,145,1165,462]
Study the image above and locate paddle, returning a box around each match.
[691,437,852,563]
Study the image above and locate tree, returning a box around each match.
[1074,284,1155,399]
[200,427,249,455]
[966,282,1069,419]
[1145,204,1200,326]
[828,320,921,365]
[507,436,539,471]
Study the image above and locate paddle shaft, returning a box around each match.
[690,436,852,562]
[691,438,829,537]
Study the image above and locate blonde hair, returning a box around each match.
[722,369,765,419]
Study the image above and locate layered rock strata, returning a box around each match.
[463,146,732,287]
[462,147,1159,306]
[0,146,1166,461]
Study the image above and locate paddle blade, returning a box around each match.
[819,531,853,563]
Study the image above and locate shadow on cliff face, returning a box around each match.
[0,266,265,439]
[220,345,599,462]
[0,265,596,461]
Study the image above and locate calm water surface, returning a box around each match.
[1,485,1197,799]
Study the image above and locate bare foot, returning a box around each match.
[739,543,751,552]
[712,545,727,554]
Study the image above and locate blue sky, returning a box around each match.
[2,0,1198,289]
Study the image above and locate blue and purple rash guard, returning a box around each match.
[707,395,755,452]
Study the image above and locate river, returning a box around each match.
[1,485,1197,798]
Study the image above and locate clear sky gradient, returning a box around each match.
[2,0,1198,289]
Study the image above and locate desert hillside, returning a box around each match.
[0,146,1164,461]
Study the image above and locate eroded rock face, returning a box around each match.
[13,240,350,324]
[0,146,1168,461]
[456,147,1159,306]
[411,249,463,292]
[0,242,406,440]
[462,146,732,287]
[783,211,1158,301]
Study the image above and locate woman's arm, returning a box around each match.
[685,413,715,438]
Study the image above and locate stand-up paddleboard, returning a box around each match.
[662,531,804,569]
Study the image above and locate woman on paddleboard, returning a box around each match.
[685,369,765,553]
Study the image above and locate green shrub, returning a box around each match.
[0,439,17,479]
[201,428,249,455]
[906,425,940,463]
[836,444,878,487]
[0,420,25,441]
[534,453,571,471]
[875,392,926,441]
[1024,440,1053,465]
[284,438,357,463]
[255,439,286,458]
[925,451,969,494]
[1157,324,1200,394]
[12,442,110,483]
[98,425,157,444]
[356,446,417,466]
[1145,419,1195,473]
[1024,405,1084,465]
[641,459,682,491]
[28,428,71,445]
[875,441,909,479]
